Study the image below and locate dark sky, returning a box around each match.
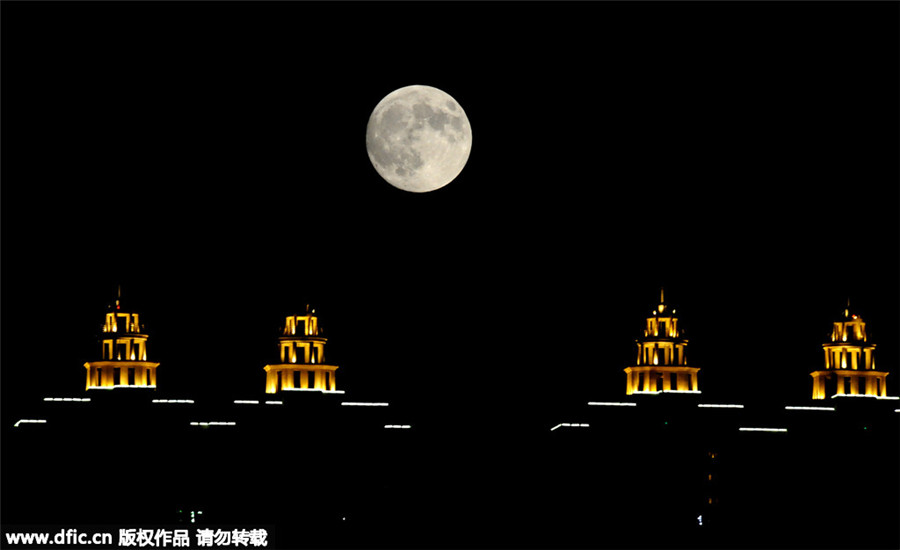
[2,2,898,423]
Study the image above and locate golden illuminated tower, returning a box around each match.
[624,289,699,395]
[84,287,159,390]
[810,300,887,399]
[264,305,338,394]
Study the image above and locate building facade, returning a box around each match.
[624,289,699,395]
[810,301,888,399]
[84,288,159,390]
[264,306,338,393]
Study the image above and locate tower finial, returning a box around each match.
[660,287,664,304]
[845,297,850,318]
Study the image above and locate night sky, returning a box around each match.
[2,2,898,427]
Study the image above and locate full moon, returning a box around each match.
[366,85,472,193]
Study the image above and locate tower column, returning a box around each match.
[662,372,672,391]
[626,371,633,395]
[329,370,336,391]
[691,372,698,392]
[300,370,309,389]
[314,370,324,390]
[849,375,859,395]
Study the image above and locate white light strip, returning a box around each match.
[698,404,744,409]
[739,427,788,433]
[895,409,900,413]
[265,401,283,405]
[550,423,590,432]
[633,390,702,395]
[384,424,411,429]
[233,400,259,405]
[14,419,47,427]
[44,397,91,402]
[280,388,345,394]
[830,394,900,400]
[189,421,236,427]
[785,406,835,411]
[341,402,389,407]
[87,385,157,390]
[151,399,195,404]
[587,402,636,407]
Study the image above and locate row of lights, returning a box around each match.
[87,385,157,390]
[588,401,745,408]
[632,390,702,395]
[280,388,345,394]
[14,419,47,427]
[550,423,590,432]
[189,421,236,427]
[830,394,899,400]
[44,397,91,402]
[590,401,897,411]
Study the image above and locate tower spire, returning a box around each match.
[660,287,664,304]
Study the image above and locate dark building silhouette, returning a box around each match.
[4,290,898,549]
